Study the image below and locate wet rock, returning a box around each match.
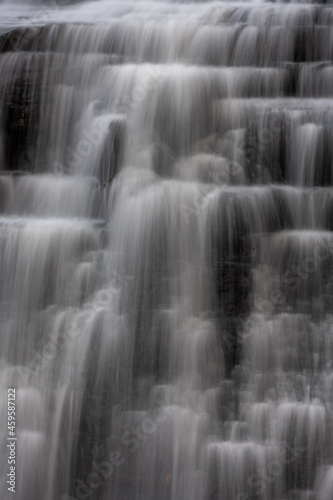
[3,78,40,171]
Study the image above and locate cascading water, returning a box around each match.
[1,1,333,499]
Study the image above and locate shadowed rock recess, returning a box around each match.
[1,1,333,499]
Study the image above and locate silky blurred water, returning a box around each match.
[1,1,333,499]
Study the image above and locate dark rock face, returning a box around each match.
[213,251,251,377]
[2,78,40,171]
[0,26,46,54]
[0,28,44,172]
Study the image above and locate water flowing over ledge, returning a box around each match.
[1,1,333,499]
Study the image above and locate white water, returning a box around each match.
[1,1,333,499]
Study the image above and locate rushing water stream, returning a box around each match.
[1,1,333,499]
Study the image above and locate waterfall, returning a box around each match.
[1,1,333,499]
